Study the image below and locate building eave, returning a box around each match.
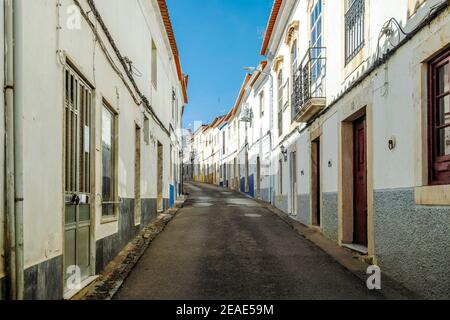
[260,0,283,56]
[156,0,189,104]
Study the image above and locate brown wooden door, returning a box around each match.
[353,117,368,246]
[311,139,321,226]
[256,157,261,198]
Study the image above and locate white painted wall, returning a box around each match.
[0,4,5,279]
[16,0,184,269]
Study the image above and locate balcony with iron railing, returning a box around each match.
[292,47,327,123]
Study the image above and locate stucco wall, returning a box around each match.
[374,188,450,299]
[14,0,184,296]
[0,3,5,282]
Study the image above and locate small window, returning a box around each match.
[429,50,450,185]
[291,40,298,73]
[345,0,365,65]
[291,40,298,108]
[311,0,323,84]
[151,40,158,89]
[260,90,265,117]
[278,69,284,136]
[223,131,226,154]
[144,115,150,145]
[102,103,118,217]
[278,69,284,112]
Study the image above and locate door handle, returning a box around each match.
[71,194,81,205]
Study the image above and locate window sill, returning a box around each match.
[415,185,450,205]
[343,47,366,80]
[101,216,119,224]
[341,243,368,255]
[64,275,99,300]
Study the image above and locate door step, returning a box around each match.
[341,243,368,255]
[64,275,99,300]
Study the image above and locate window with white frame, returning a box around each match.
[278,69,284,111]
[291,40,298,77]
[151,40,158,88]
[260,90,265,117]
[311,0,323,83]
[278,69,284,136]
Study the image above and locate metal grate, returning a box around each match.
[345,0,365,65]
[292,47,327,119]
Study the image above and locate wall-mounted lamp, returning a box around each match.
[388,136,397,151]
[280,145,288,162]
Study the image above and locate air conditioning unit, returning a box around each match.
[240,104,253,122]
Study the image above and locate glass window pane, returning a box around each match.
[437,63,449,95]
[438,127,450,156]
[437,95,450,126]
[102,107,113,205]
[79,204,91,222]
[102,204,112,217]
[65,205,76,224]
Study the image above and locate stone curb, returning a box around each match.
[80,197,186,300]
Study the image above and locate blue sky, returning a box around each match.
[166,0,273,130]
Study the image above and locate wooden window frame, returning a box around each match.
[428,49,450,185]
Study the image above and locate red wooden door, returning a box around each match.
[353,117,368,246]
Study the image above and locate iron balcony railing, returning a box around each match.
[292,47,327,120]
[345,0,365,65]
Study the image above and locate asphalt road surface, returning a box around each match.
[115,182,384,300]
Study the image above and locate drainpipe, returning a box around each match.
[4,0,24,300]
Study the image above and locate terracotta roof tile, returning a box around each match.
[157,0,188,104]
[260,0,283,56]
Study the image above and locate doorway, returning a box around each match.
[311,138,321,226]
[135,125,141,225]
[157,142,164,212]
[290,152,297,216]
[256,156,261,198]
[234,157,238,189]
[353,116,368,246]
[245,150,249,192]
[63,67,94,293]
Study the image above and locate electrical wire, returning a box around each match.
[376,0,447,61]
[72,0,170,137]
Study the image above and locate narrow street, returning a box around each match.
[115,183,383,300]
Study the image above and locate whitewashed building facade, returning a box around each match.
[0,0,187,300]
[190,0,450,299]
